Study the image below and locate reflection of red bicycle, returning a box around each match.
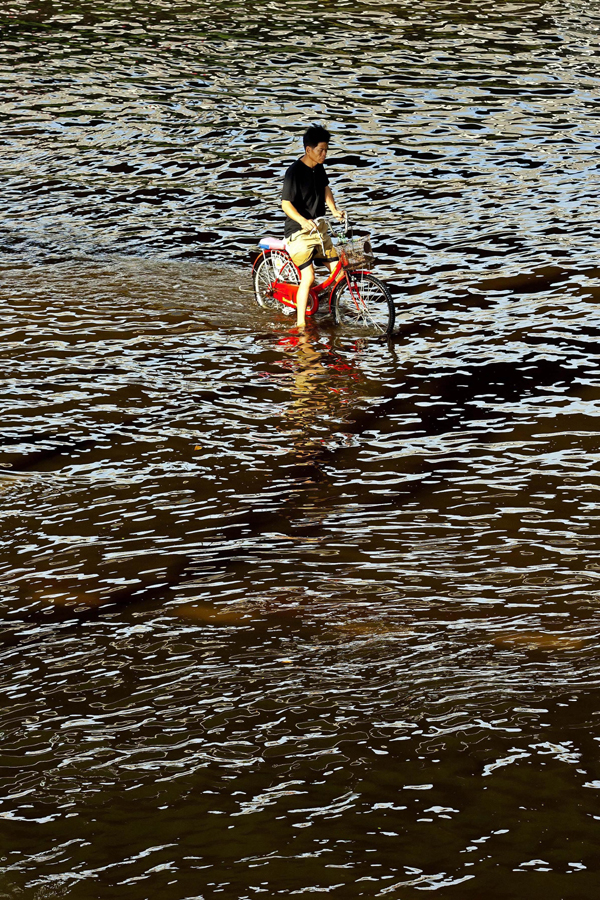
[252,218,395,335]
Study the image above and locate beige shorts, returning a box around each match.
[286,220,338,270]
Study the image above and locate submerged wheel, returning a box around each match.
[253,250,299,309]
[332,272,395,335]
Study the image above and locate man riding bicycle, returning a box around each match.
[281,124,345,329]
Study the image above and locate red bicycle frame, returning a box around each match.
[254,252,368,317]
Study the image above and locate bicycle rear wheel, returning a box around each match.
[253,250,299,309]
[332,272,395,335]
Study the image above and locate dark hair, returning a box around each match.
[303,124,331,149]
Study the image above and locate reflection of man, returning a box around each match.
[281,125,344,330]
[285,330,328,467]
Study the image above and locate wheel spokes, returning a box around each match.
[342,276,387,332]
[254,251,300,311]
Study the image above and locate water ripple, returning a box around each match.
[2,0,600,896]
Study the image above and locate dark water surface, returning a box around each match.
[3,0,600,897]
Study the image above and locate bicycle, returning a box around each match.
[252,217,395,335]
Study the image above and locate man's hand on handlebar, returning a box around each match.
[301,212,346,233]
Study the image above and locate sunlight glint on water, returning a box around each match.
[1,1,600,897]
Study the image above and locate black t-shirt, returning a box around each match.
[282,159,329,238]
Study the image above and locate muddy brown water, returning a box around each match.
[2,1,600,897]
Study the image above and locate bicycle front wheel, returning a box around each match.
[253,250,299,309]
[332,272,395,335]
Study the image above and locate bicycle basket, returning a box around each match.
[337,236,374,270]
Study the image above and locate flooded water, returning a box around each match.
[3,0,600,896]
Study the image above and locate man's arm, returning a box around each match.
[281,200,314,232]
[325,186,344,221]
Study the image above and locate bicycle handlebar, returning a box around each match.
[308,212,351,238]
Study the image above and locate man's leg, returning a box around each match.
[296,263,314,329]
[321,227,339,276]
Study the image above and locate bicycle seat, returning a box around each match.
[259,236,287,251]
